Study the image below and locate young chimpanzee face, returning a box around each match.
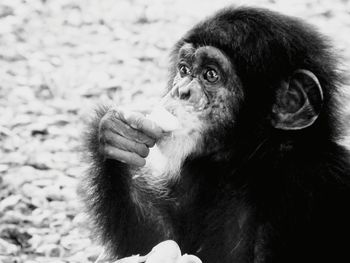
[149,43,244,174]
[162,43,243,137]
[146,43,241,174]
[170,43,242,122]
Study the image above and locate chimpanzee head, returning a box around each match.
[157,6,341,168]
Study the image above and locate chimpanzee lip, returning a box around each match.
[163,98,210,119]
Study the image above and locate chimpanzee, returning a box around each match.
[82,6,350,263]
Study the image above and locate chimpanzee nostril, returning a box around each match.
[179,90,191,100]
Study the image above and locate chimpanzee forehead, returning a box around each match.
[178,43,196,60]
[178,43,232,71]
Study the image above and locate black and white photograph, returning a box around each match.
[0,0,350,262]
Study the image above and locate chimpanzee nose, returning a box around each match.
[179,89,191,100]
[177,79,202,104]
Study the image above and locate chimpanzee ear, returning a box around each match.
[271,69,323,130]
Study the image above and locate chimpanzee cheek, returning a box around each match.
[207,89,236,124]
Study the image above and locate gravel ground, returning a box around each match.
[0,0,349,262]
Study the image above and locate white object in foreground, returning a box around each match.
[115,240,202,263]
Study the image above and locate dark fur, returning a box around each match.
[83,7,350,263]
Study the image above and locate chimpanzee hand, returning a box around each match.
[98,108,164,167]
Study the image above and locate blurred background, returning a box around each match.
[0,0,349,262]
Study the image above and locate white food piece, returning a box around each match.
[147,106,181,132]
[115,241,202,263]
[177,254,202,263]
[146,240,182,263]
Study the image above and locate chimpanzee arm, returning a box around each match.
[83,106,172,257]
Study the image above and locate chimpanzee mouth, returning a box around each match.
[165,101,209,116]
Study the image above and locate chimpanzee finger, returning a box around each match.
[101,112,156,147]
[102,145,146,167]
[103,130,150,158]
[117,109,164,140]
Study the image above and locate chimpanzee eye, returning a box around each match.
[179,65,190,76]
[204,68,219,83]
